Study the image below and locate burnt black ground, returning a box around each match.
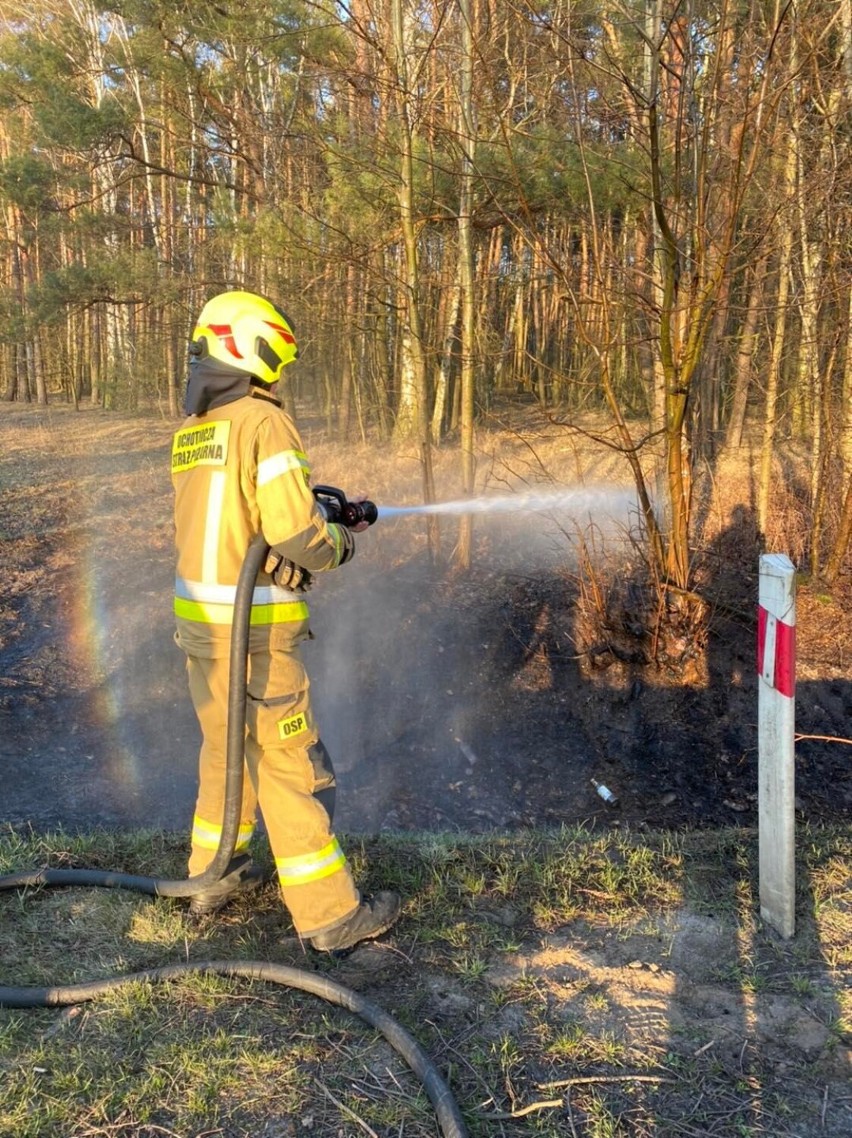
[1,405,850,840]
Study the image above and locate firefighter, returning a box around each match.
[171,289,401,953]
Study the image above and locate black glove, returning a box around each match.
[268,554,313,593]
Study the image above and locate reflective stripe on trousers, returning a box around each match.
[192,814,255,853]
[275,838,347,887]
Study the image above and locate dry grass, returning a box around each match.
[1,824,851,1138]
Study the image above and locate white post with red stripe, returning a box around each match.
[757,553,797,939]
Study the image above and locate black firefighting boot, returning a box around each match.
[188,853,265,919]
[309,891,402,953]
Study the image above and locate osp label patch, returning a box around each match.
[277,711,309,740]
[172,420,231,473]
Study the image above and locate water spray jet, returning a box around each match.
[377,486,635,522]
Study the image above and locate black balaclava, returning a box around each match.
[184,356,254,415]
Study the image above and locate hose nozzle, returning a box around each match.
[313,485,378,528]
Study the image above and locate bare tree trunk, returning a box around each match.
[841,283,852,478]
[824,476,852,585]
[725,253,768,450]
[693,273,730,459]
[162,105,180,418]
[757,143,796,537]
[431,258,461,444]
[645,0,666,448]
[389,0,438,550]
[456,0,477,570]
[32,335,47,405]
[795,159,823,514]
[90,308,102,407]
[338,263,356,439]
[369,249,393,438]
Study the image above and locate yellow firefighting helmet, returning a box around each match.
[190,290,298,385]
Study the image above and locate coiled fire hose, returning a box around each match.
[0,531,469,1138]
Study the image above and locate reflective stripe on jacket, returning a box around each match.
[171,388,349,656]
[173,578,310,627]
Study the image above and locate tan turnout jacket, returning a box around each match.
[171,387,352,657]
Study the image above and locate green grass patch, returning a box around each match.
[1,823,850,1137]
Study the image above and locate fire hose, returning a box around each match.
[0,490,469,1138]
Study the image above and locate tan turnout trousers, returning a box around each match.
[172,387,360,937]
[186,646,359,937]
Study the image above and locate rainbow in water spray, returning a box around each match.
[376,486,636,520]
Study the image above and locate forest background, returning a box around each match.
[1,0,851,591]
